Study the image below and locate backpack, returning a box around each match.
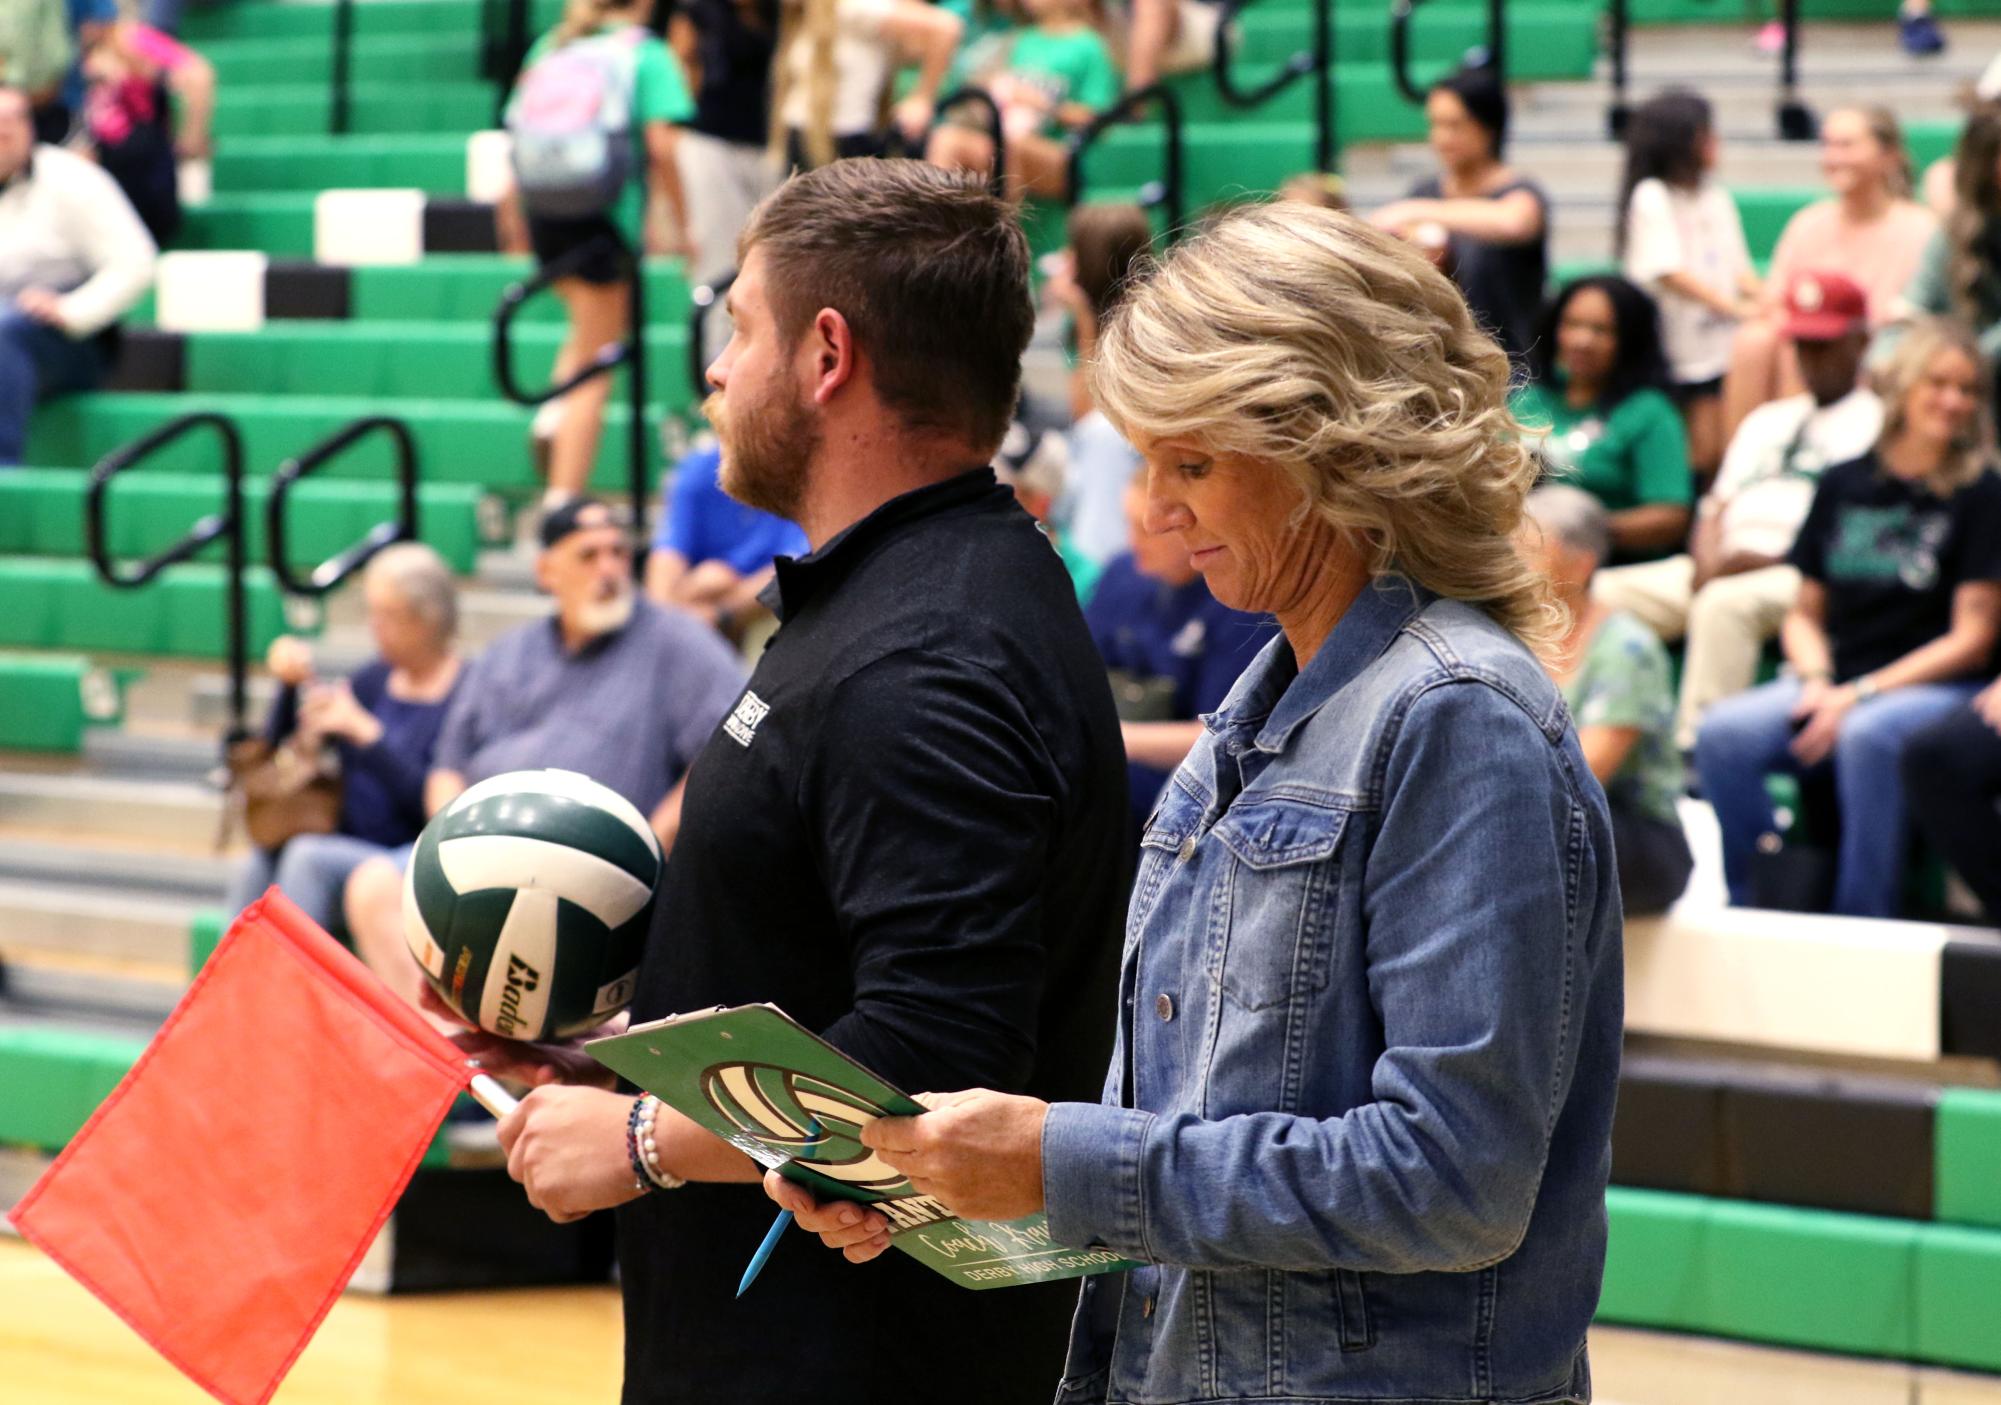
[506,26,642,220]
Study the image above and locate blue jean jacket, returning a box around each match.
[1042,579,1624,1405]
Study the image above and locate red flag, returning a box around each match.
[9,889,471,1405]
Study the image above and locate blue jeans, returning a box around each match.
[0,306,106,464]
[224,832,403,934]
[1695,676,1984,917]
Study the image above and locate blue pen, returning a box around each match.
[738,1119,822,1298]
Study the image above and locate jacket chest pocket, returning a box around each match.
[1207,800,1348,1012]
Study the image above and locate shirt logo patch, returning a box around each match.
[723,690,771,747]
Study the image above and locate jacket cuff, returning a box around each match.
[1042,1101,1153,1259]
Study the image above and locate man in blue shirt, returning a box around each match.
[644,438,808,639]
[1085,477,1276,841]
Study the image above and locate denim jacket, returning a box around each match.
[1042,578,1624,1405]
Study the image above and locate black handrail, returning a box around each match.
[930,88,1010,200]
[1607,0,1630,137]
[85,413,250,740]
[492,236,652,551]
[687,270,737,405]
[1214,0,1334,171]
[1390,0,1506,106]
[1065,83,1185,236]
[267,418,420,596]
[330,0,355,135]
[1775,0,1814,140]
[480,0,533,126]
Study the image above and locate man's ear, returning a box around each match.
[808,308,858,407]
[533,551,555,595]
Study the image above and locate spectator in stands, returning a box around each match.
[1721,107,1934,439]
[1085,474,1276,843]
[1369,67,1550,368]
[1279,170,1349,212]
[1899,0,1946,56]
[77,18,217,247]
[222,545,465,932]
[1511,275,1693,559]
[0,83,156,467]
[1522,484,1693,913]
[1599,272,1882,746]
[501,0,693,513]
[1904,677,2001,923]
[773,0,961,169]
[1694,319,2001,918]
[1047,202,1152,575]
[4,0,74,144]
[923,0,1119,201]
[665,0,779,287]
[1897,102,2001,362]
[48,0,117,144]
[1110,0,1218,96]
[341,498,745,1011]
[1620,88,1759,482]
[643,435,807,640]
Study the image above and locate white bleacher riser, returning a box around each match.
[465,130,514,205]
[154,250,267,333]
[314,188,426,266]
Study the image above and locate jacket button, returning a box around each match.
[1156,993,1175,1022]
[1176,836,1197,862]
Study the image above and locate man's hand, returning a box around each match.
[1791,683,1857,767]
[14,288,67,330]
[496,1085,647,1223]
[866,1090,1049,1221]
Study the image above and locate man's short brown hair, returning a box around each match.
[739,159,1032,454]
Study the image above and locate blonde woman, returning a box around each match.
[1720,106,1936,438]
[1695,319,2001,918]
[770,204,1624,1405]
[774,0,961,169]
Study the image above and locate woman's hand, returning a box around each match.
[1790,682,1858,767]
[299,681,383,747]
[763,1172,895,1263]
[893,93,935,145]
[265,635,315,687]
[421,985,621,1088]
[497,1085,648,1223]
[1978,678,2001,734]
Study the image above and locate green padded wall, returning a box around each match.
[0,1027,147,1149]
[0,654,122,753]
[1916,1225,2001,1371]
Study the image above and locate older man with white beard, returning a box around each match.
[339,498,745,1012]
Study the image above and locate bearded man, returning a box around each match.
[470,160,1131,1404]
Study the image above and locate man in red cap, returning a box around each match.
[1597,269,1880,746]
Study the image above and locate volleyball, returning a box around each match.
[402,769,661,1041]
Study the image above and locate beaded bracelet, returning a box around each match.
[625,1095,652,1194]
[634,1094,687,1191]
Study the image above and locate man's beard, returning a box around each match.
[573,584,635,636]
[707,383,818,522]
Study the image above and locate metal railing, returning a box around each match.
[1214,0,1335,172]
[1065,83,1186,236]
[1390,0,1507,105]
[84,413,250,739]
[492,236,653,550]
[267,418,420,596]
[330,0,356,135]
[930,88,1010,200]
[1775,0,1815,140]
[1607,0,1631,137]
[480,0,534,126]
[687,270,736,406]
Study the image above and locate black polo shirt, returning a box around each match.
[616,468,1130,1405]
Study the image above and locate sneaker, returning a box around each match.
[1900,5,1946,55]
[1755,19,1785,53]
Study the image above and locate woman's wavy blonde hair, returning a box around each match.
[1089,202,1563,656]
[1874,317,1996,497]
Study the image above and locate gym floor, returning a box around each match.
[8,1232,2001,1404]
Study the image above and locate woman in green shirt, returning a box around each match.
[1511,274,1695,560]
[504,0,695,508]
[925,0,1119,200]
[1522,483,1694,914]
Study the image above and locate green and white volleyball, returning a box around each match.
[402,769,661,1041]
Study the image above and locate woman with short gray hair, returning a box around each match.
[223,542,464,932]
[1522,483,1694,913]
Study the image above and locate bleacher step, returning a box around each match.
[0,880,202,968]
[0,772,222,844]
[0,838,231,902]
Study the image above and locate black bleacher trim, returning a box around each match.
[264,261,353,321]
[422,199,501,255]
[104,329,187,393]
[1941,939,2001,1061]
[384,1166,614,1292]
[1613,1056,1938,1221]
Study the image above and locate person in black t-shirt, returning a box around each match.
[1367,66,1550,369]
[663,0,778,285]
[1694,319,2001,917]
[1904,676,2001,923]
[454,160,1128,1405]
